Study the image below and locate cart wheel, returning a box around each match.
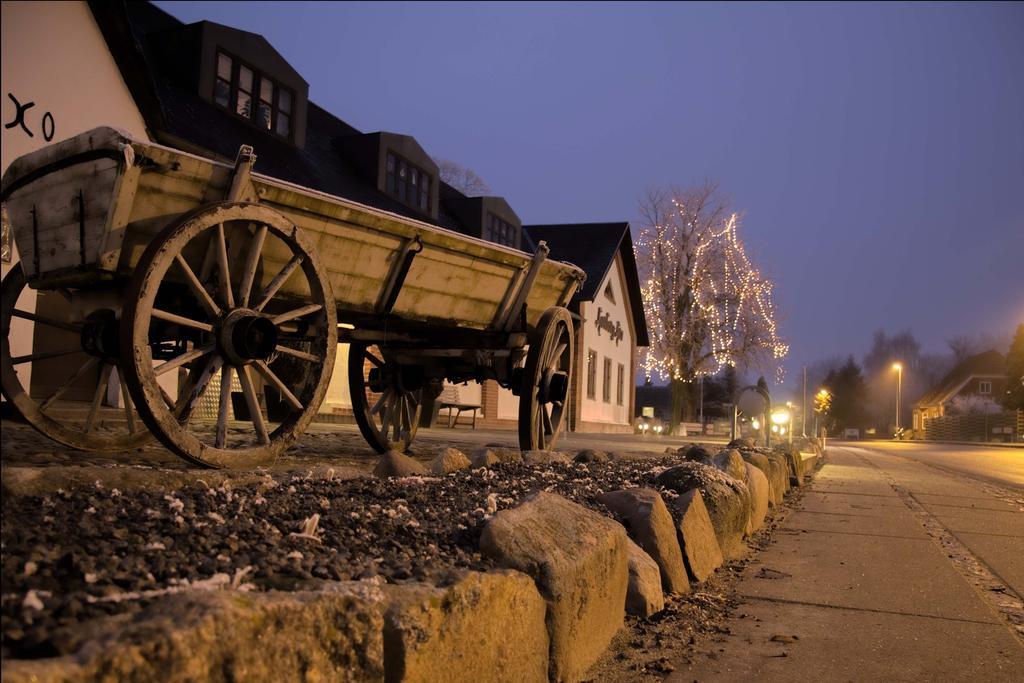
[349,343,423,453]
[0,264,154,452]
[121,202,336,468]
[519,306,574,451]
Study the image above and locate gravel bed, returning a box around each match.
[2,455,688,660]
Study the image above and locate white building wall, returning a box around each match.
[1,1,151,397]
[578,257,634,426]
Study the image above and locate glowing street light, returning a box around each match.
[892,362,903,434]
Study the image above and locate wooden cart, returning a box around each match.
[1,127,585,467]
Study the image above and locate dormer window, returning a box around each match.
[214,50,293,139]
[385,152,431,212]
[484,213,519,248]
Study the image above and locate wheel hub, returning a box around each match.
[81,310,120,360]
[218,309,278,365]
[541,370,569,403]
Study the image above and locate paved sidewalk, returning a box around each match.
[669,446,1024,682]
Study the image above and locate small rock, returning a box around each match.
[429,447,471,475]
[374,451,428,478]
[574,449,610,464]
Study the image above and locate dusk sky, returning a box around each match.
[157,1,1024,388]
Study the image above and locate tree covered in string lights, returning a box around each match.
[636,182,788,429]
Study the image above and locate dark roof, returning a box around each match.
[94,0,475,231]
[524,223,649,347]
[914,350,1006,408]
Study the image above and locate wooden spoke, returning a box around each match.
[154,343,214,377]
[152,308,213,332]
[12,348,81,365]
[370,388,391,416]
[215,365,233,448]
[83,363,114,433]
[174,253,221,317]
[272,304,322,325]
[2,264,153,452]
[238,225,268,308]
[253,254,303,311]
[38,357,100,411]
[274,344,321,363]
[159,385,176,409]
[547,342,567,370]
[542,405,554,436]
[119,371,137,434]
[254,359,303,411]
[11,309,82,334]
[215,222,235,309]
[237,365,270,445]
[365,351,385,367]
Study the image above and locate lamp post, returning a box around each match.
[892,362,903,435]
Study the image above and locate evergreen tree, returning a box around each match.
[822,356,869,431]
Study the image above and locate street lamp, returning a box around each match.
[814,388,830,438]
[892,362,903,435]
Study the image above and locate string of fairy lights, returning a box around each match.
[638,200,788,385]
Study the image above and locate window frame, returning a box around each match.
[486,212,519,249]
[385,150,432,213]
[979,381,992,395]
[586,350,597,400]
[616,363,625,406]
[602,357,612,403]
[213,49,294,140]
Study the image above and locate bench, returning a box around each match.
[438,384,480,429]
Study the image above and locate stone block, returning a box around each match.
[711,449,747,481]
[624,539,664,618]
[2,584,385,683]
[655,462,751,560]
[479,491,628,682]
[596,488,689,595]
[383,570,548,683]
[670,489,724,582]
[744,462,770,532]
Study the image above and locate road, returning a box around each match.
[839,439,1024,490]
[673,441,1024,682]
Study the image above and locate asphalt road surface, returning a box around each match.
[674,441,1024,681]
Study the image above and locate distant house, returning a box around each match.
[912,350,1006,431]
[468,223,649,433]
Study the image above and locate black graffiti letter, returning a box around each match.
[5,93,36,137]
[41,112,54,141]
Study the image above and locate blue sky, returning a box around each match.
[156,1,1024,387]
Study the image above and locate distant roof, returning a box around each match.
[524,222,649,346]
[914,349,1006,408]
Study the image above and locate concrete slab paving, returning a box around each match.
[917,505,1024,537]
[952,532,1024,598]
[740,528,999,623]
[780,509,927,538]
[673,446,1024,681]
[670,596,1024,683]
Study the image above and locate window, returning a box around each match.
[213,51,293,138]
[484,213,518,248]
[602,357,612,403]
[385,151,431,212]
[979,381,992,395]
[586,350,597,400]
[604,282,616,304]
[617,363,625,406]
